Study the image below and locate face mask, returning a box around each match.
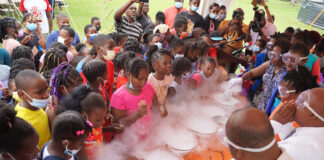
[200,71,207,80]
[175,2,183,9]
[174,54,184,58]
[95,25,101,31]
[57,36,65,44]
[12,91,21,102]
[154,42,163,49]
[64,144,80,156]
[7,153,16,160]
[60,25,70,29]
[251,45,260,52]
[63,86,69,95]
[103,49,115,61]
[22,91,49,109]
[219,14,226,21]
[129,77,135,90]
[209,13,216,19]
[215,15,220,20]
[190,5,199,12]
[89,34,98,42]
[26,23,37,31]
[99,77,108,86]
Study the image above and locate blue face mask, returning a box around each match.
[129,77,135,90]
[209,13,216,19]
[175,2,183,9]
[155,42,163,49]
[64,145,80,157]
[90,34,98,42]
[191,5,199,12]
[23,91,49,109]
[200,71,207,80]
[26,23,37,31]
[251,45,260,52]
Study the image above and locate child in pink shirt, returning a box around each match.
[110,58,167,138]
[189,57,217,89]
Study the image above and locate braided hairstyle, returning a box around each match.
[9,58,35,79]
[0,102,38,154]
[50,63,82,101]
[82,60,107,83]
[126,57,149,78]
[145,45,172,73]
[113,51,137,73]
[50,41,68,53]
[11,46,33,62]
[39,48,67,73]
[0,18,17,42]
[172,57,192,77]
[282,65,318,94]
[184,39,200,58]
[122,39,141,53]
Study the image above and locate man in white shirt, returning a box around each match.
[271,88,324,160]
[20,0,53,40]
[224,107,293,160]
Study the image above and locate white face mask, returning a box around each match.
[22,90,49,109]
[58,36,65,44]
[102,49,115,61]
[174,54,184,58]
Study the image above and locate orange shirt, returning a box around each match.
[84,127,103,160]
[165,6,187,29]
[218,20,248,50]
[116,74,128,90]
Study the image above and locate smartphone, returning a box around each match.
[139,0,149,2]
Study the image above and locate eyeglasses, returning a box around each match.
[282,53,308,66]
[278,86,296,98]
[267,51,282,60]
[295,90,324,122]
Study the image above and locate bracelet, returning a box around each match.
[253,7,258,11]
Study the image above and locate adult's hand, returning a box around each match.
[271,100,296,125]
[35,23,42,35]
[251,0,258,7]
[242,71,253,81]
[261,0,268,8]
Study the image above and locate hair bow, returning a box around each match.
[76,130,85,136]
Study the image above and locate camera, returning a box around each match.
[251,10,264,32]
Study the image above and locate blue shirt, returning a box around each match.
[46,30,81,49]
[0,48,11,66]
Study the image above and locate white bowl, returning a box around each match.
[144,149,181,160]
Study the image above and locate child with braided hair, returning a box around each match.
[46,62,82,127]
[39,48,67,73]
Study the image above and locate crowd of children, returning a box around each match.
[0,0,324,159]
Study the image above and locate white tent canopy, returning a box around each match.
[198,0,235,17]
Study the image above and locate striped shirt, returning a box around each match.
[115,16,143,41]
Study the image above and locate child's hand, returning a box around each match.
[137,100,147,118]
[271,100,296,125]
[159,104,168,118]
[111,123,125,133]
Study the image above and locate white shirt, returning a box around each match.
[20,0,52,34]
[278,127,324,160]
[250,20,277,46]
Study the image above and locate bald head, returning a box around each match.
[226,108,274,148]
[15,69,44,90]
[310,88,324,118]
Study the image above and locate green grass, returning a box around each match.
[55,0,323,38]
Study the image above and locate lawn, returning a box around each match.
[54,0,323,38]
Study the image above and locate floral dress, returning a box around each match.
[258,62,287,111]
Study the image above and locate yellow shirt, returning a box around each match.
[15,104,51,149]
[218,20,248,50]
